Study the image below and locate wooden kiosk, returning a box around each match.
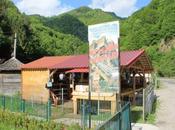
[70,50,153,114]
[21,50,153,113]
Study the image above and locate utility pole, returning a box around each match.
[13,33,17,58]
[88,75,92,129]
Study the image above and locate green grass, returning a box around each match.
[0,95,48,118]
[146,99,160,124]
[91,112,111,121]
[156,79,162,90]
[51,106,74,119]
[0,109,83,130]
[131,99,159,124]
[131,106,143,123]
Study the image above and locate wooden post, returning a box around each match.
[143,71,146,88]
[111,100,117,114]
[111,95,117,114]
[143,88,145,122]
[73,98,77,114]
[80,73,83,82]
[72,73,75,91]
[143,70,146,122]
[133,72,136,105]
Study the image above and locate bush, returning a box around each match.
[0,110,82,130]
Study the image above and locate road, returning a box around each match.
[156,78,175,130]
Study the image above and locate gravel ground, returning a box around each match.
[132,123,159,130]
[155,78,175,130]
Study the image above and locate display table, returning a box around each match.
[72,91,118,114]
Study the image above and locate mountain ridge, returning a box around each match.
[0,0,175,76]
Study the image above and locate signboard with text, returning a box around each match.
[88,21,120,93]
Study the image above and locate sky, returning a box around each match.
[12,0,151,17]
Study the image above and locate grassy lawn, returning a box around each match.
[131,99,159,124]
[146,99,160,124]
[0,109,83,130]
[91,112,111,121]
[0,95,49,118]
[131,106,143,123]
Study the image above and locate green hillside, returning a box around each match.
[0,0,175,76]
[120,0,175,76]
[66,6,121,25]
[40,14,88,42]
[34,7,120,42]
[0,0,88,62]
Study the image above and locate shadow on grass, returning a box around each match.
[131,97,159,124]
[131,106,143,123]
[146,98,159,124]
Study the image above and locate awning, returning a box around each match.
[66,68,89,73]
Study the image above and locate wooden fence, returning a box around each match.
[0,73,21,95]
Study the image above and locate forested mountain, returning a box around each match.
[120,0,175,76]
[66,6,121,25]
[0,0,175,76]
[0,0,88,62]
[32,6,121,42]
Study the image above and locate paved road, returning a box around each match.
[156,78,175,130]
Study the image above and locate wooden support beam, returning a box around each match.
[130,66,143,70]
[144,53,153,71]
[72,73,75,91]
[133,72,136,105]
[138,59,145,71]
[50,91,58,106]
[49,70,57,79]
[143,71,146,88]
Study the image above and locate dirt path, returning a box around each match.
[156,78,175,130]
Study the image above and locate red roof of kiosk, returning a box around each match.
[22,49,149,70]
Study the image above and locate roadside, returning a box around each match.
[155,78,175,130]
[131,76,161,130]
[132,123,159,130]
[132,78,175,130]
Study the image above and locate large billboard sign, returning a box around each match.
[88,21,120,93]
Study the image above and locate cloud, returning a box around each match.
[15,0,73,16]
[89,0,138,17]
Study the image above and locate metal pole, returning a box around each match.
[2,96,5,110]
[98,89,100,115]
[62,88,64,112]
[143,88,145,122]
[21,99,25,113]
[117,36,121,111]
[47,98,51,121]
[82,99,85,130]
[128,103,132,130]
[13,33,17,58]
[88,76,92,128]
[119,111,122,130]
[10,96,13,111]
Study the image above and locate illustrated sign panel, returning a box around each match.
[88,21,120,93]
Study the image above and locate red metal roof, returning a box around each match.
[22,50,146,69]
[50,55,88,69]
[120,49,145,66]
[21,55,88,69]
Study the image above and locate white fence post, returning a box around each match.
[143,84,155,122]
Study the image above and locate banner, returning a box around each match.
[88,21,120,93]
